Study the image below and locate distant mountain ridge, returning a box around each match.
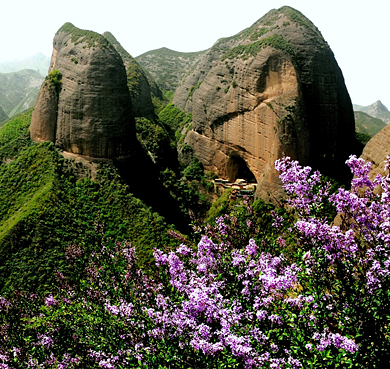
[0,106,8,123]
[354,111,386,139]
[0,53,50,76]
[353,100,390,124]
[136,47,206,91]
[0,69,44,119]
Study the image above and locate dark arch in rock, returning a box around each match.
[226,153,256,183]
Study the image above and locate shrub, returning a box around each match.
[47,69,62,93]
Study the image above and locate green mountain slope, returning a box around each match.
[0,106,8,123]
[136,47,206,91]
[355,111,386,138]
[0,110,181,293]
[354,100,390,124]
[0,69,44,117]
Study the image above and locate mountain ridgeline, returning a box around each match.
[0,69,44,123]
[0,7,367,292]
[354,100,390,124]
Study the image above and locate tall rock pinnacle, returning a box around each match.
[30,23,135,159]
[173,6,359,199]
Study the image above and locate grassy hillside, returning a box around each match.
[355,111,386,138]
[0,110,182,293]
[136,47,206,91]
[0,106,8,123]
[0,69,43,117]
[354,100,390,124]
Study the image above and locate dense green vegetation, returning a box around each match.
[135,117,177,166]
[47,69,62,93]
[158,103,193,144]
[0,111,184,293]
[222,34,295,60]
[136,47,205,91]
[135,106,213,222]
[125,59,151,104]
[355,131,372,146]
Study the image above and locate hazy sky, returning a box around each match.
[2,0,389,108]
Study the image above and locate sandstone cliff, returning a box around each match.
[172,6,357,200]
[30,23,135,159]
[103,31,156,118]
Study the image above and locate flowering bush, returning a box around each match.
[0,155,389,368]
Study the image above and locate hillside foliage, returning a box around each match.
[0,111,183,293]
[1,156,389,368]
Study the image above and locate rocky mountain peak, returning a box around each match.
[369,100,389,119]
[172,6,358,200]
[30,23,135,159]
[354,100,390,124]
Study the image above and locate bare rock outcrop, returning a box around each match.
[360,123,390,179]
[173,6,358,200]
[30,23,135,159]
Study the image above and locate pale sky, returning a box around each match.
[2,0,389,108]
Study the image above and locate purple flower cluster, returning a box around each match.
[313,329,359,353]
[148,232,355,367]
[276,155,390,294]
[9,154,390,367]
[275,156,329,215]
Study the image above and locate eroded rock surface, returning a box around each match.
[103,32,156,118]
[30,23,135,159]
[173,6,357,200]
[360,123,390,179]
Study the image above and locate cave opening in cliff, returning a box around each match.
[226,154,257,184]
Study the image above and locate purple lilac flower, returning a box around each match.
[245,239,258,256]
[288,356,303,368]
[45,294,57,307]
[216,216,228,235]
[38,334,54,349]
[176,244,193,256]
[271,211,284,229]
[275,156,328,215]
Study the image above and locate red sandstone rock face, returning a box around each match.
[173,6,357,200]
[360,124,390,179]
[185,50,303,200]
[30,23,135,159]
